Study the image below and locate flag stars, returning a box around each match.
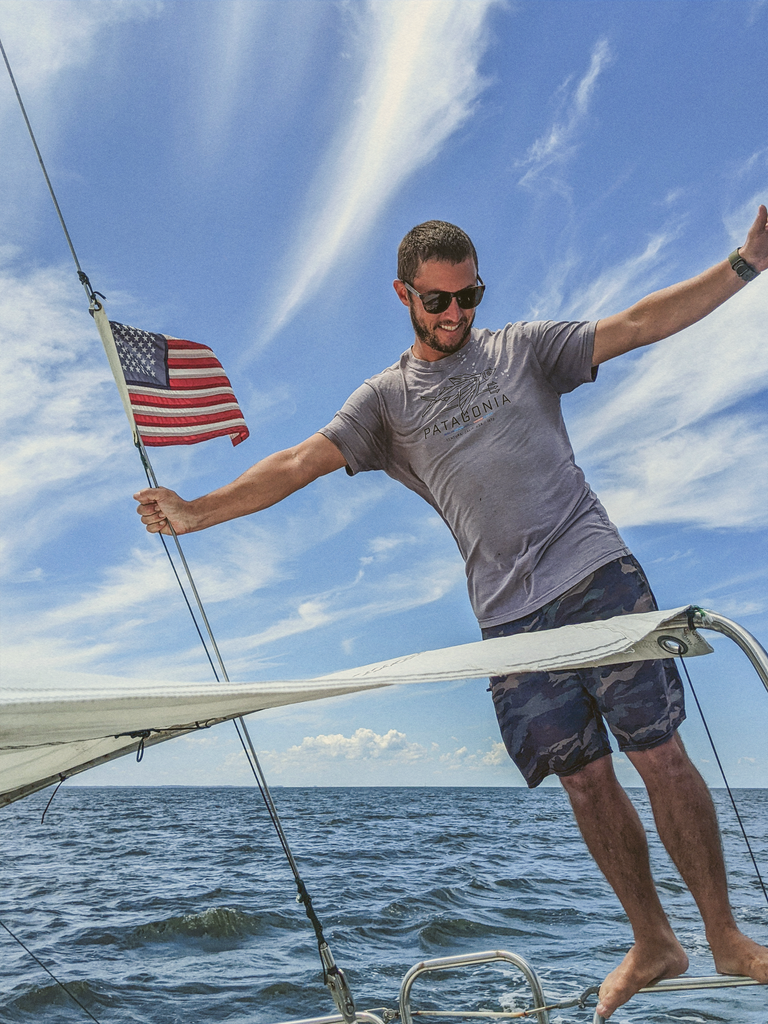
[110,322,168,385]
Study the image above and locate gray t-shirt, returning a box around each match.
[320,320,628,627]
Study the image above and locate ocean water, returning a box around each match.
[0,786,766,1024]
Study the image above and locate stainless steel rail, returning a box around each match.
[399,950,550,1024]
[592,974,763,1023]
[691,608,768,691]
[273,1014,386,1024]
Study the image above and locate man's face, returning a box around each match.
[394,257,479,361]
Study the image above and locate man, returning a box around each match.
[135,207,768,1018]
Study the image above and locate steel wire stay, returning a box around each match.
[1,32,355,1024]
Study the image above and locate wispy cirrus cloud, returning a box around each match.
[571,265,768,530]
[515,36,613,189]
[0,0,159,85]
[224,550,464,664]
[526,226,677,322]
[263,0,501,343]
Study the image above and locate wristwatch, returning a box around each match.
[728,248,760,283]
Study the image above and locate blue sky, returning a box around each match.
[1,0,766,790]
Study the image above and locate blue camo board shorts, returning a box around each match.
[482,555,686,788]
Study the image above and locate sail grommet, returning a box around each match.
[657,634,689,656]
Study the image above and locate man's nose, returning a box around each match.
[442,296,463,319]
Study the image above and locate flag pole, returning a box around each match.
[91,301,141,446]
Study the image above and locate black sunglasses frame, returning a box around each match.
[401,275,485,315]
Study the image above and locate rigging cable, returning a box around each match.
[0,919,103,1024]
[1,33,356,1024]
[679,658,768,905]
[0,36,99,307]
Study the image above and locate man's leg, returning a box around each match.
[628,734,768,984]
[559,754,688,1018]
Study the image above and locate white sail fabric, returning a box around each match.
[0,607,710,806]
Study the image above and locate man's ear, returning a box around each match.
[393,279,411,307]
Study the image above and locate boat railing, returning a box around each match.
[591,973,762,1023]
[269,961,764,1024]
[398,950,551,1024]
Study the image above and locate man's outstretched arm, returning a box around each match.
[134,432,347,535]
[592,204,767,365]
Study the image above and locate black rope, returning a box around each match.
[0,918,103,1023]
[40,775,67,824]
[679,658,768,905]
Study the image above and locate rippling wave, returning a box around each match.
[0,787,766,1023]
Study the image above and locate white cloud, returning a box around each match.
[227,553,464,659]
[516,37,613,188]
[0,1,160,84]
[562,232,675,320]
[360,532,418,565]
[571,279,768,529]
[285,727,425,762]
[188,0,268,161]
[0,476,392,676]
[243,728,515,783]
[0,266,135,572]
[526,225,677,323]
[263,0,500,341]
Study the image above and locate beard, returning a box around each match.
[409,302,474,356]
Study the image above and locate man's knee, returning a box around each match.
[558,752,617,797]
[627,732,699,783]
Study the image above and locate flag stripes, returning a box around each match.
[110,322,249,447]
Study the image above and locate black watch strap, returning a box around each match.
[728,248,760,283]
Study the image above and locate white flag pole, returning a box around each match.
[91,301,141,448]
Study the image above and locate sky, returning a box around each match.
[1,0,767,792]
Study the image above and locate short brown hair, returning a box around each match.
[397,221,478,284]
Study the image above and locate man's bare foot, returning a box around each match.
[596,938,688,1019]
[709,927,768,983]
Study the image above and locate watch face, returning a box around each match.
[730,252,759,282]
[735,259,759,282]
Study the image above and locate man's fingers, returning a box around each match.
[134,497,170,534]
[132,486,185,535]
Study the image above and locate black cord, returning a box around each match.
[40,776,67,824]
[679,658,768,905]
[231,719,330,958]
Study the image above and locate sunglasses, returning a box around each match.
[401,275,485,315]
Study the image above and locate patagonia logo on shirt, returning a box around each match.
[420,367,510,438]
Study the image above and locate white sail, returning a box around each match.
[0,607,710,806]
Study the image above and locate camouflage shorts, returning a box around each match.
[482,555,685,788]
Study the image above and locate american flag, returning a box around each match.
[110,322,249,447]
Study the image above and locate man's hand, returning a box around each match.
[135,487,196,535]
[739,202,768,272]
